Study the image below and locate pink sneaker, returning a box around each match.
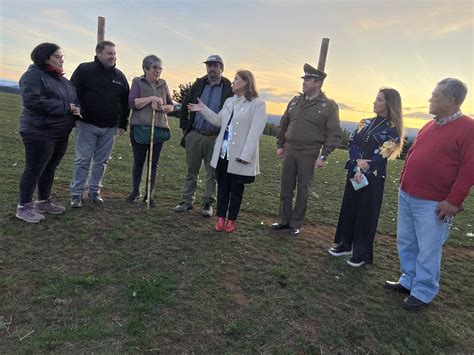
[16,203,45,223]
[36,198,66,214]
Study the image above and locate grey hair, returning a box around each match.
[437,78,468,105]
[142,55,162,73]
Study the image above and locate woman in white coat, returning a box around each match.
[188,70,267,233]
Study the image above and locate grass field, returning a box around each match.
[1,92,473,353]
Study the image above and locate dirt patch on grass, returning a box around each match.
[221,272,251,307]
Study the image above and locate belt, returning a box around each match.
[193,128,218,136]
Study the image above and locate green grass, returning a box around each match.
[0,92,473,352]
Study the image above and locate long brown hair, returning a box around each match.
[379,88,405,160]
[236,70,259,101]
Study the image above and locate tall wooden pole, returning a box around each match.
[317,38,330,72]
[97,16,105,43]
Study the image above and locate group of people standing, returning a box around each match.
[15,41,473,311]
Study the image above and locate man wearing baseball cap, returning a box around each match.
[272,63,342,236]
[175,55,233,217]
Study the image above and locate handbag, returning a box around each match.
[133,125,171,144]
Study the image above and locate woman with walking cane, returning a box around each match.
[188,70,267,233]
[127,55,173,208]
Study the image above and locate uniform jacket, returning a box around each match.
[179,75,233,134]
[19,64,77,139]
[200,95,267,176]
[277,93,341,157]
[71,57,130,129]
[346,116,400,178]
[129,76,172,129]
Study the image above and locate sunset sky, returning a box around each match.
[1,0,472,128]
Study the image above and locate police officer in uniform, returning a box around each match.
[272,63,342,236]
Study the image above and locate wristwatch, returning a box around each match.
[319,155,327,161]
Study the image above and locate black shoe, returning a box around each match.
[346,257,366,267]
[202,203,213,217]
[89,193,104,204]
[271,223,290,230]
[127,191,140,202]
[328,245,352,257]
[70,195,83,208]
[143,196,157,208]
[288,227,300,236]
[383,281,410,294]
[402,295,428,311]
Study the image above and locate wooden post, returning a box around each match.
[97,16,105,43]
[317,38,330,72]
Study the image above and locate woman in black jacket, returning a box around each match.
[16,42,80,223]
[329,88,405,267]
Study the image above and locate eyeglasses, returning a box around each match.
[52,54,65,60]
[150,65,163,70]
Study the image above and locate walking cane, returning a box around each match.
[146,109,157,210]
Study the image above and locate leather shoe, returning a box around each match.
[288,227,300,236]
[215,217,225,232]
[383,281,410,294]
[402,295,428,311]
[271,223,290,230]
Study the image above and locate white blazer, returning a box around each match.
[201,95,267,176]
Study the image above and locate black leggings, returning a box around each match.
[19,134,69,205]
[130,126,164,194]
[215,157,252,220]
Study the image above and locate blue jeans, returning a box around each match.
[19,134,68,205]
[70,121,116,196]
[397,189,451,303]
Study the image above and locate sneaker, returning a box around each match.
[202,203,213,217]
[347,257,366,268]
[127,191,140,202]
[70,195,83,208]
[16,203,44,223]
[174,201,193,212]
[36,198,65,215]
[328,245,352,257]
[89,192,104,204]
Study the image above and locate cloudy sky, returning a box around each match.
[1,0,472,128]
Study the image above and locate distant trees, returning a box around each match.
[172,82,192,103]
[338,129,351,150]
[263,122,279,137]
[399,138,413,160]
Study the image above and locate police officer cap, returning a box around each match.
[301,63,327,80]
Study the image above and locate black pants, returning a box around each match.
[130,126,164,195]
[19,134,69,205]
[215,157,252,220]
[334,171,385,264]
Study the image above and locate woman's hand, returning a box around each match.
[187,98,205,112]
[356,159,371,171]
[151,101,161,111]
[162,105,174,114]
[354,171,363,184]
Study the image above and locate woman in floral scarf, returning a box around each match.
[328,88,405,267]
